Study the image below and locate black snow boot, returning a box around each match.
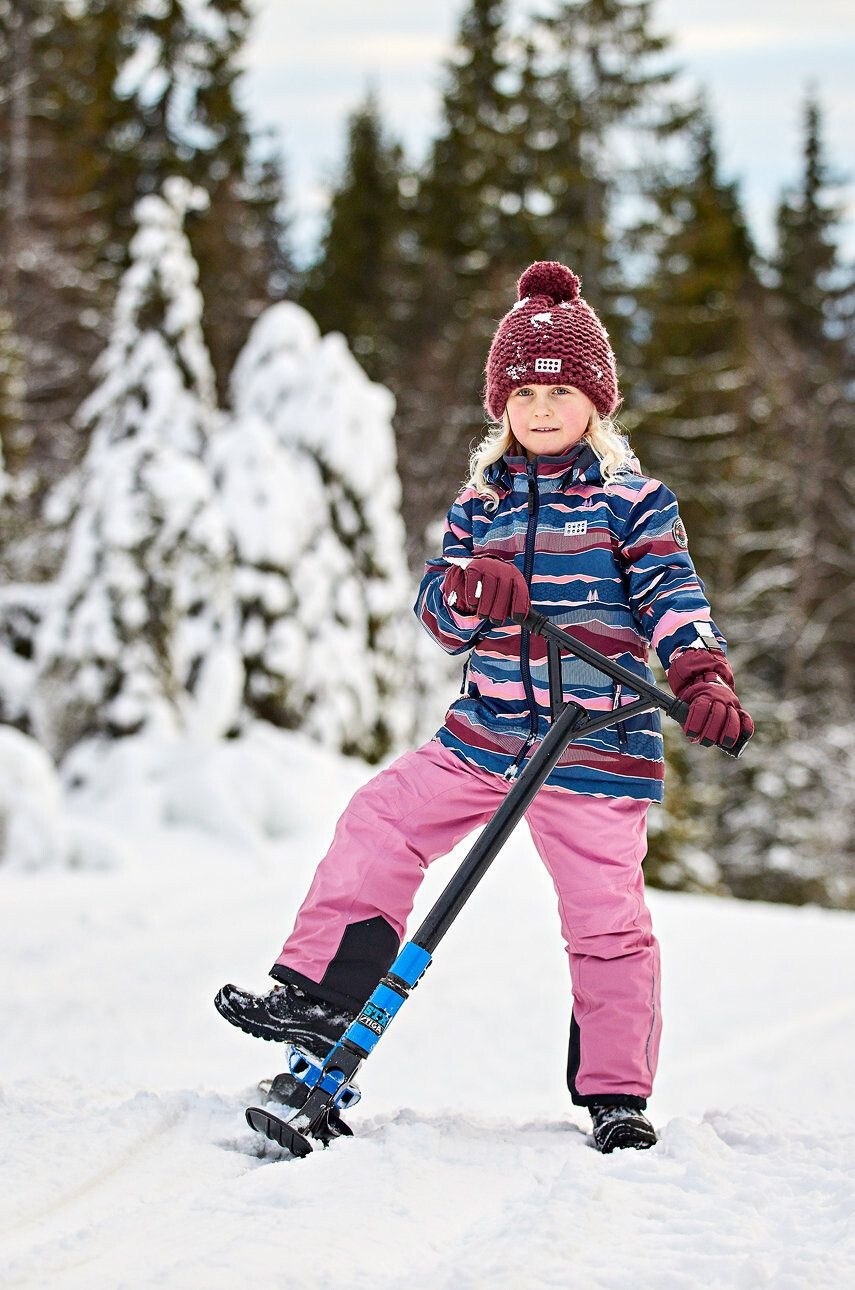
[214,980,355,1056]
[589,1103,658,1154]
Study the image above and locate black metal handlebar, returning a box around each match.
[514,609,751,760]
[412,608,749,953]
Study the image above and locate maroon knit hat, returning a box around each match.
[483,261,620,422]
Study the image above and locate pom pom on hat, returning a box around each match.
[483,259,620,422]
[517,261,581,305]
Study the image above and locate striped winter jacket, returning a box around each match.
[414,440,727,802]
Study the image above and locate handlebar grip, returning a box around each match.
[669,699,752,759]
[724,723,753,759]
[669,699,690,726]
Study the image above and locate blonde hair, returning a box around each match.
[466,405,637,512]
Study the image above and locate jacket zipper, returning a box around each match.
[613,680,629,750]
[502,459,540,782]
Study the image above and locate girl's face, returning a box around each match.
[506,384,595,460]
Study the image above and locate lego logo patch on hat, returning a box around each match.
[672,518,688,549]
[534,357,562,373]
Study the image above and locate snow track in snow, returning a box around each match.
[1,1088,233,1280]
[3,1096,853,1289]
[1,730,854,1287]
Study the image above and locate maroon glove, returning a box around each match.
[442,557,531,623]
[667,648,754,751]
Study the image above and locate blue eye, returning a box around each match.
[515,387,570,395]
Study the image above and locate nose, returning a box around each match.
[531,394,555,420]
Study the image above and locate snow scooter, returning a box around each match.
[246,610,750,1156]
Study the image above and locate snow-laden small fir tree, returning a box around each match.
[33,178,242,759]
[218,301,415,761]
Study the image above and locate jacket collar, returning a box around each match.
[483,441,602,497]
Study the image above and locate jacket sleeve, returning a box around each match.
[414,486,488,655]
[617,477,728,672]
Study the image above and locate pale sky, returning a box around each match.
[239,0,855,268]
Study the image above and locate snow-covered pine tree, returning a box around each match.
[0,323,14,547]
[0,306,22,490]
[32,177,242,761]
[217,301,415,763]
[772,93,855,704]
[0,0,131,588]
[0,570,54,737]
[0,0,119,489]
[629,99,855,908]
[296,90,408,386]
[532,0,697,296]
[714,92,855,909]
[117,0,293,395]
[623,105,775,896]
[393,0,525,566]
[0,305,49,736]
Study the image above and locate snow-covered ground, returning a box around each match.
[2,725,853,1289]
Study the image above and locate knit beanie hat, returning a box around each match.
[483,261,620,422]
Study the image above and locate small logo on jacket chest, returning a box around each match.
[564,520,588,536]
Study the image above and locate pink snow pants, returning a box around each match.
[274,738,662,1105]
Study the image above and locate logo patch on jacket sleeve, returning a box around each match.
[693,620,721,651]
[564,520,588,536]
[671,518,688,549]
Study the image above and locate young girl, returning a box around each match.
[216,261,753,1154]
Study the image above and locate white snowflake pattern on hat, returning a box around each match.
[530,312,554,329]
[505,363,528,380]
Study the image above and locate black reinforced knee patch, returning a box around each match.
[271,915,400,1012]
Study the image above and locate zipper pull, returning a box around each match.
[502,736,534,782]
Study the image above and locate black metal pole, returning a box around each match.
[412,694,665,952]
[412,695,603,953]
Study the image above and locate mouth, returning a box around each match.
[531,426,560,434]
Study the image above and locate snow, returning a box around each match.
[1,724,853,1288]
[0,727,126,872]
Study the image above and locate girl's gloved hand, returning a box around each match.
[443,556,531,623]
[667,648,754,751]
